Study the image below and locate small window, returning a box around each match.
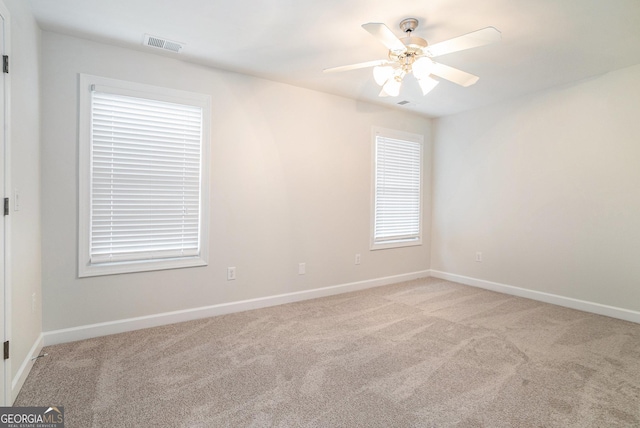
[371,127,423,250]
[78,74,211,277]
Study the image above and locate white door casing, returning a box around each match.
[0,0,9,406]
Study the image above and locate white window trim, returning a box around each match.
[370,127,424,250]
[78,74,211,277]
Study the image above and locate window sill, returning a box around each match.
[78,255,208,278]
[370,239,422,251]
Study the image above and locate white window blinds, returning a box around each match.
[89,87,203,264]
[373,134,422,247]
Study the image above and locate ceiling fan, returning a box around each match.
[324,18,501,97]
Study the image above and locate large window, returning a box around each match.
[78,74,211,277]
[371,127,423,250]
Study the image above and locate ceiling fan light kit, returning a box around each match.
[324,18,501,98]
[412,57,435,79]
[417,76,439,95]
[373,65,394,86]
[381,72,404,97]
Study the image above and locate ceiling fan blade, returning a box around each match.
[362,23,407,54]
[430,62,479,87]
[426,27,501,58]
[323,59,391,73]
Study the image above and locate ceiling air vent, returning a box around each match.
[143,34,184,53]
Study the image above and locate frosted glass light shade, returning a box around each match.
[373,66,394,86]
[382,77,402,97]
[417,76,439,95]
[412,57,435,80]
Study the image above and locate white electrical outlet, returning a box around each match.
[355,253,361,265]
[476,252,483,262]
[227,267,236,281]
[298,263,306,275]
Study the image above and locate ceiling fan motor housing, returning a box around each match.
[401,36,428,50]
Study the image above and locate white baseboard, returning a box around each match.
[43,270,431,346]
[430,270,640,324]
[11,333,44,404]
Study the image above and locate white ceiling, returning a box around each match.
[27,0,640,118]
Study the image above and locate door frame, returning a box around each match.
[0,0,11,406]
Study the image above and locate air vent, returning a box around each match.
[397,100,410,105]
[143,34,184,53]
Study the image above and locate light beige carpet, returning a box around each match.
[15,278,640,427]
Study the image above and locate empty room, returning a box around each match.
[1,0,640,426]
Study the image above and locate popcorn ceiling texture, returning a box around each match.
[16,278,640,427]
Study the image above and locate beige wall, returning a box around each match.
[432,64,640,312]
[40,32,432,332]
[3,0,42,396]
